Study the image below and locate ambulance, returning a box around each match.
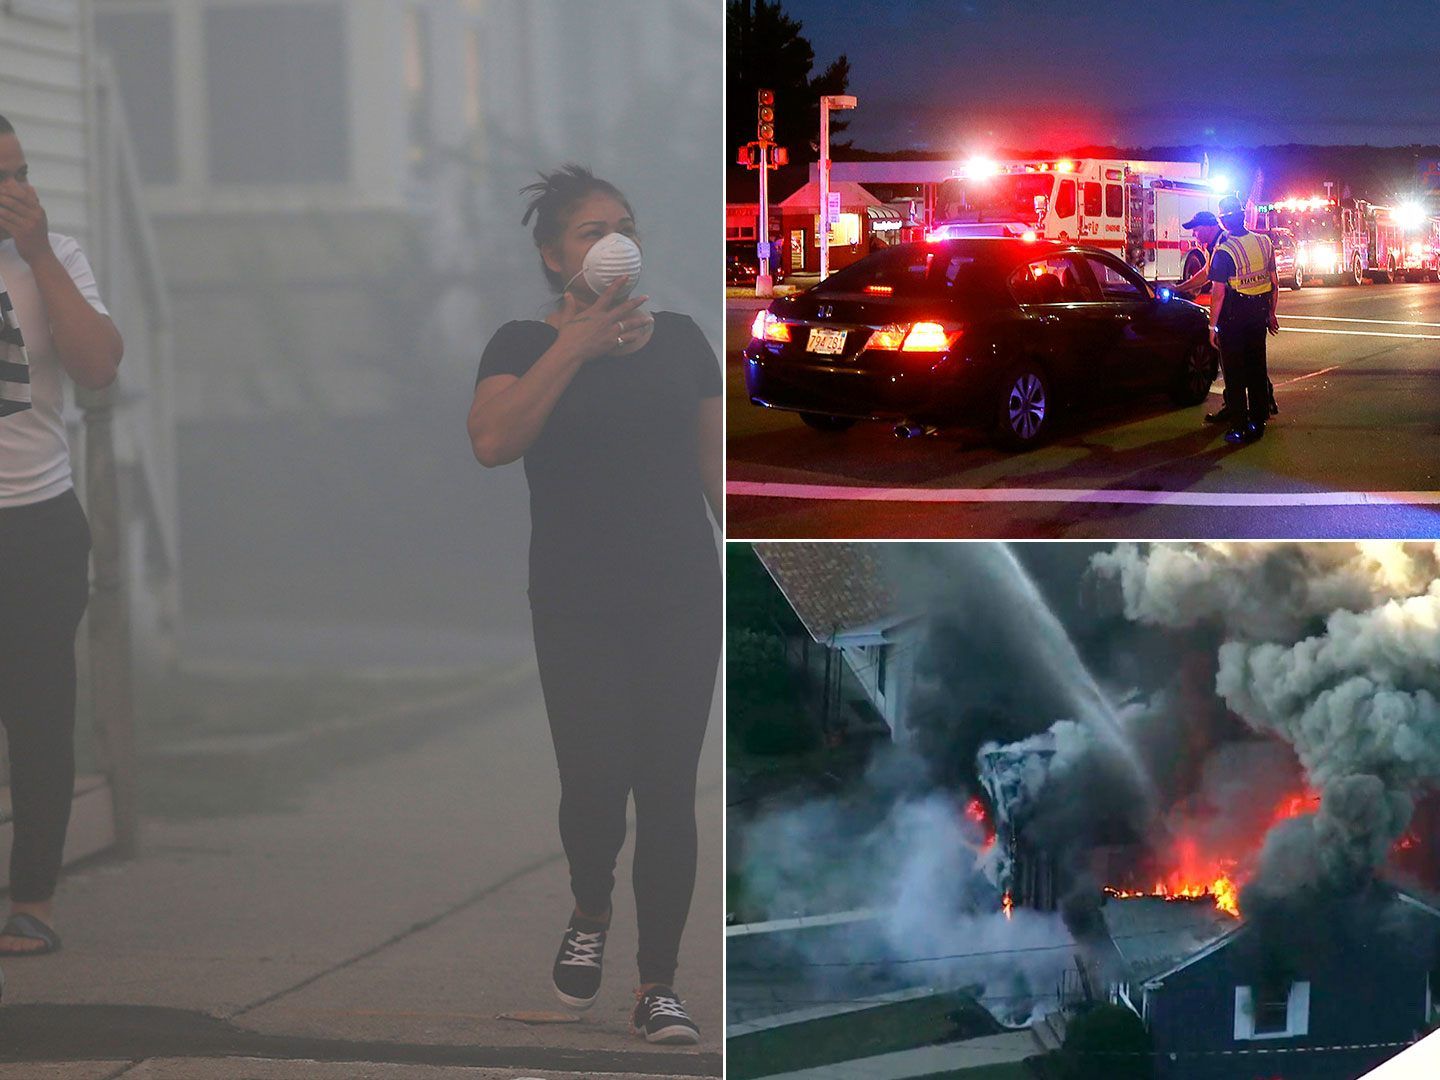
[931,157,1225,282]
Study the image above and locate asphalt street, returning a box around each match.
[0,662,722,1079]
[725,282,1440,538]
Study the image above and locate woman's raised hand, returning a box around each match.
[553,278,652,362]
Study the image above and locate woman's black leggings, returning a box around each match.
[0,488,91,903]
[530,594,719,986]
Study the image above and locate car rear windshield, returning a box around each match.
[813,246,983,297]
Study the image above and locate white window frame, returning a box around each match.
[1234,981,1310,1040]
[6,0,78,26]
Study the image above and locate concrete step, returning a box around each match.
[1029,1009,1068,1054]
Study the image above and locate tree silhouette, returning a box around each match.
[727,0,851,165]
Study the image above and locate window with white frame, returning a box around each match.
[7,0,77,26]
[1234,980,1310,1040]
[94,10,179,184]
[204,3,350,184]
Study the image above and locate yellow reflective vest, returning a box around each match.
[1214,230,1274,296]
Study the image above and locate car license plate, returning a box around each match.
[807,328,847,355]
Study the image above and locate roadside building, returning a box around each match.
[773,180,903,274]
[93,0,719,420]
[2,0,178,662]
[92,0,491,418]
[1097,887,1440,1080]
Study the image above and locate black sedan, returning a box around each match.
[743,238,1218,449]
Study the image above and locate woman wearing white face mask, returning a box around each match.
[467,165,721,1045]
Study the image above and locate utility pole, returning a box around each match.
[818,94,856,281]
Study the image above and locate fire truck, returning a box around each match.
[1254,196,1367,286]
[932,157,1223,281]
[1255,196,1440,284]
[1372,204,1440,282]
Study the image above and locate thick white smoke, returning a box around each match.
[1093,543,1440,898]
[737,770,1074,1026]
[1092,541,1440,642]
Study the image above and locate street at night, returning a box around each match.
[726,282,1440,538]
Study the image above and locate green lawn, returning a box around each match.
[916,1064,1037,1080]
[727,990,1003,1080]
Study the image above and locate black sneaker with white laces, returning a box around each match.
[552,913,608,1010]
[632,985,700,1044]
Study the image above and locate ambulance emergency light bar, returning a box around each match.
[956,157,1078,179]
[1264,196,1338,212]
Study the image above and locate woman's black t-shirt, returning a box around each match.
[476,310,721,614]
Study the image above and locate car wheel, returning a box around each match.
[799,412,857,433]
[993,362,1053,450]
[1172,341,1217,406]
[1290,264,1303,290]
[1352,257,1365,286]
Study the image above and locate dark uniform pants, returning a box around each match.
[1219,294,1273,427]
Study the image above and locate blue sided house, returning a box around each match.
[1100,884,1440,1080]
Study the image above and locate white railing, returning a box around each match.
[79,53,180,673]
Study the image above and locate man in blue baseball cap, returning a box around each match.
[1178,210,1224,297]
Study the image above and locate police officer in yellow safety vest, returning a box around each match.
[1207,194,1279,445]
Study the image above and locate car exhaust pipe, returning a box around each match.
[893,422,928,439]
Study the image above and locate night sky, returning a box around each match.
[778,0,1440,152]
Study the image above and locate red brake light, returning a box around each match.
[864,284,894,296]
[901,321,961,352]
[866,322,961,352]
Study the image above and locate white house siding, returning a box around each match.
[838,626,920,742]
[0,0,91,238]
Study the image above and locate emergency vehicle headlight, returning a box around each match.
[1396,203,1426,229]
[1156,286,1173,302]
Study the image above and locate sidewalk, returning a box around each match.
[0,655,722,1078]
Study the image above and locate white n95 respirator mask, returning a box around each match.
[566,232,643,295]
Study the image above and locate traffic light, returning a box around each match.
[757,88,775,142]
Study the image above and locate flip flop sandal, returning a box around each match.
[0,913,62,956]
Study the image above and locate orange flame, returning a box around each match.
[1104,789,1324,919]
[1002,891,1013,920]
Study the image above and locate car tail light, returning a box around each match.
[902,321,961,351]
[751,310,791,343]
[866,321,961,353]
[867,324,909,350]
[864,284,894,296]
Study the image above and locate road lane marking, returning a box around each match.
[1275,363,1344,387]
[726,481,1440,507]
[1281,314,1440,329]
[1279,326,1440,340]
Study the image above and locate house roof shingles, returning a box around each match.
[753,542,900,644]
